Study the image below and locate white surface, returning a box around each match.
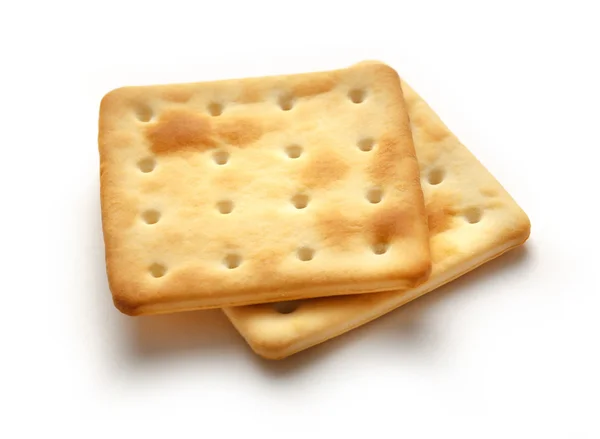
[1,1,599,437]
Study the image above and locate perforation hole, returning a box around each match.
[273,301,300,314]
[138,158,156,173]
[372,242,389,255]
[297,247,315,261]
[217,200,234,214]
[213,151,229,165]
[278,95,295,111]
[224,253,242,269]
[208,102,223,116]
[349,89,366,103]
[464,207,483,224]
[358,137,375,152]
[291,193,309,209]
[428,168,445,185]
[149,263,166,278]
[142,209,160,224]
[366,187,384,204]
[136,104,153,122]
[285,144,303,159]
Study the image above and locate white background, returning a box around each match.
[1,1,599,437]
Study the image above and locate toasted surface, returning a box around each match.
[99,62,431,315]
[224,78,531,359]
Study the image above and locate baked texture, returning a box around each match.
[224,77,531,359]
[99,62,431,315]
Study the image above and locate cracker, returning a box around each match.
[99,62,431,315]
[224,77,531,359]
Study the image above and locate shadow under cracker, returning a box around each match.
[248,245,532,374]
[127,308,245,359]
[388,244,532,328]
[365,245,532,350]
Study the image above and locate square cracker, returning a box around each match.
[99,62,431,316]
[224,77,531,359]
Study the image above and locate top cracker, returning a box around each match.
[98,62,431,315]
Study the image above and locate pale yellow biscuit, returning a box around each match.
[224,78,531,359]
[99,62,431,315]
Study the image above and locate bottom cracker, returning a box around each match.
[223,78,531,360]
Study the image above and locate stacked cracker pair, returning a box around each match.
[98,61,530,359]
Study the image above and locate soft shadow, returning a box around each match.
[363,245,532,344]
[249,245,532,375]
[128,309,245,359]
[247,328,364,377]
[391,245,531,323]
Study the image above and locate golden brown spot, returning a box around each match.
[480,187,498,197]
[368,205,412,245]
[426,191,460,236]
[146,109,216,154]
[214,117,264,147]
[300,149,350,189]
[315,210,362,250]
[252,247,287,268]
[237,85,264,104]
[291,75,336,98]
[146,110,267,154]
[246,246,289,284]
[161,88,192,103]
[368,134,414,185]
